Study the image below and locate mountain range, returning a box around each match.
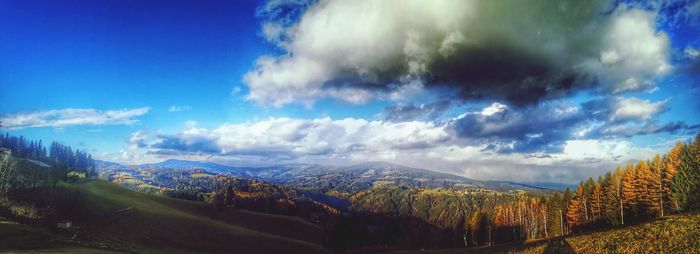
[96,159,567,193]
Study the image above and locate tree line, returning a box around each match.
[489,133,700,244]
[567,133,700,228]
[0,133,96,176]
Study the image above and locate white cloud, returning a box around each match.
[480,102,507,116]
[244,0,672,106]
[136,117,451,159]
[594,8,672,94]
[168,105,191,112]
[0,107,150,130]
[611,97,668,121]
[122,109,681,183]
[686,46,700,59]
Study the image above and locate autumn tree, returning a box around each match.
[547,193,564,237]
[621,162,638,220]
[562,188,573,234]
[648,155,664,217]
[591,176,603,223]
[567,184,586,228]
[665,141,685,213]
[635,160,653,217]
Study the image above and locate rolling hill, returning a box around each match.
[97,160,553,194]
[0,179,329,254]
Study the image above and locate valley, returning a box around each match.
[1,133,700,253]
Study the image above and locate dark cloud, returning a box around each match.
[449,96,697,154]
[148,134,220,155]
[246,0,672,108]
[450,102,586,153]
[587,121,696,138]
[427,44,588,106]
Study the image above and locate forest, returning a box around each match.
[0,133,96,177]
[0,134,97,224]
[489,133,700,245]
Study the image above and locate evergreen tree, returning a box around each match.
[672,134,700,211]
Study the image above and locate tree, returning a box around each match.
[224,185,236,207]
[583,178,594,223]
[591,176,603,223]
[604,167,625,225]
[672,134,700,211]
[664,141,685,213]
[621,162,637,221]
[209,190,225,209]
[547,193,564,237]
[0,153,18,198]
[567,184,586,228]
[635,160,653,218]
[562,188,573,234]
[648,155,664,218]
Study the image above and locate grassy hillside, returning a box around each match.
[519,212,700,254]
[379,212,700,254]
[1,179,329,254]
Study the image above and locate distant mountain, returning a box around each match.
[505,181,578,191]
[138,159,253,175]
[253,161,552,194]
[95,159,554,194]
[94,159,124,169]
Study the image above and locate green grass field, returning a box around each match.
[0,180,329,254]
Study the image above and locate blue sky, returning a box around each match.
[1,0,699,183]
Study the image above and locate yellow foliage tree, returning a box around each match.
[648,154,664,217]
[664,141,685,213]
[635,160,653,217]
[621,162,638,219]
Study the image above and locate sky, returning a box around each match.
[1,0,699,184]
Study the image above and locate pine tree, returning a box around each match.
[603,167,624,225]
[672,134,700,211]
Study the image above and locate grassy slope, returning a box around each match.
[519,212,700,254]
[381,212,700,254]
[1,179,329,254]
[0,216,124,253]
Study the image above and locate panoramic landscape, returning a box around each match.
[1,0,700,253]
